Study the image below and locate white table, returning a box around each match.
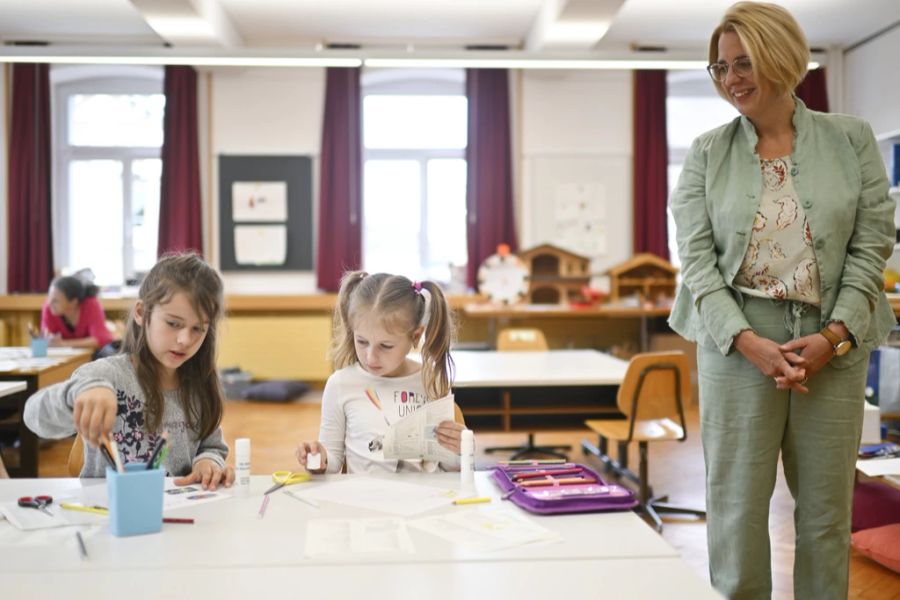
[0,380,27,398]
[450,350,628,435]
[453,349,629,387]
[0,472,720,599]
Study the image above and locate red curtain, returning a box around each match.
[465,69,517,288]
[632,70,670,261]
[316,67,362,292]
[7,64,53,293]
[795,67,828,112]
[158,65,202,256]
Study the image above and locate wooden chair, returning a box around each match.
[484,328,570,460]
[67,433,84,477]
[496,327,548,351]
[581,351,705,532]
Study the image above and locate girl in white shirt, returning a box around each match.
[295,271,465,473]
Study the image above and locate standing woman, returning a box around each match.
[41,275,118,358]
[668,2,896,599]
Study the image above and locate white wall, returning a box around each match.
[519,69,633,275]
[844,25,900,139]
[209,67,325,294]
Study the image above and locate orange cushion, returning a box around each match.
[851,523,900,573]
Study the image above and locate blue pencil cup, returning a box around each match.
[30,337,48,358]
[107,463,164,537]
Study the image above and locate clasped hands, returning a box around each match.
[734,329,835,393]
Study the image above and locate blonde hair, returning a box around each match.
[709,1,809,100]
[121,252,225,439]
[331,271,456,399]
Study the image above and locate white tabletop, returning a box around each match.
[0,380,27,398]
[0,472,719,599]
[452,349,629,387]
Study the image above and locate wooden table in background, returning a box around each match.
[0,348,91,477]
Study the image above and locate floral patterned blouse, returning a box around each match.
[733,156,821,305]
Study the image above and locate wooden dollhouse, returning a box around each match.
[607,253,678,305]
[517,243,591,304]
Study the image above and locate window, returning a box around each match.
[666,71,739,267]
[53,66,164,286]
[362,69,468,283]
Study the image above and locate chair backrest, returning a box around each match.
[616,351,691,424]
[67,433,85,477]
[496,328,548,351]
[453,402,466,427]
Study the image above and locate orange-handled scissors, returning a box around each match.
[264,470,311,495]
[18,495,54,517]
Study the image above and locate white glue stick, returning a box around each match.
[460,429,475,492]
[234,438,251,496]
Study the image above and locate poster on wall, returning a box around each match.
[232,182,288,222]
[234,225,287,266]
[553,182,607,255]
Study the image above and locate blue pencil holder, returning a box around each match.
[107,462,164,537]
[30,337,48,358]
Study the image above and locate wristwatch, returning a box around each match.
[819,326,852,356]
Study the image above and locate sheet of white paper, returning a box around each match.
[409,506,561,552]
[301,476,458,516]
[163,480,232,510]
[0,522,102,548]
[234,225,287,266]
[232,181,288,222]
[304,517,415,558]
[0,501,72,531]
[382,394,456,462]
[856,457,900,476]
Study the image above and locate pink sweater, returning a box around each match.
[41,296,114,347]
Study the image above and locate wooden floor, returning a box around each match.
[35,392,900,599]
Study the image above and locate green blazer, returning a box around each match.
[668,98,896,364]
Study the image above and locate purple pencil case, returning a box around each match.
[491,462,638,515]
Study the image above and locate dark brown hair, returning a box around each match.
[121,252,225,439]
[331,271,456,399]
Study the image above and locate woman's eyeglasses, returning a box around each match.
[707,57,753,82]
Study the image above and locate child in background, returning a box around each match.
[25,253,234,490]
[296,271,465,474]
[41,274,117,358]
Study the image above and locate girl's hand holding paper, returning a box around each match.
[174,458,234,491]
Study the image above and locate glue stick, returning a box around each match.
[460,429,475,492]
[235,438,251,496]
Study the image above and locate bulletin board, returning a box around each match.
[218,155,313,271]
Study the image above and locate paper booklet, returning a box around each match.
[382,394,457,463]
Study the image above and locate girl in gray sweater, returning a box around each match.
[25,253,234,490]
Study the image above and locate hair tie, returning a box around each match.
[412,281,423,294]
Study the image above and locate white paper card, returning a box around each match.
[382,394,456,463]
[304,517,415,558]
[232,181,288,222]
[301,476,458,516]
[234,225,287,266]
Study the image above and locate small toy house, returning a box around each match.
[607,253,678,305]
[517,243,591,304]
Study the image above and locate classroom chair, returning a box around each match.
[581,351,705,532]
[67,433,84,477]
[484,327,571,460]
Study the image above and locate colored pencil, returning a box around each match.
[163,517,194,524]
[518,477,597,487]
[146,432,168,470]
[258,494,270,518]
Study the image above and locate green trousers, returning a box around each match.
[698,296,867,600]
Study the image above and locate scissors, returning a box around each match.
[18,495,54,517]
[264,471,311,495]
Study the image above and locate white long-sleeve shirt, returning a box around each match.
[319,363,460,474]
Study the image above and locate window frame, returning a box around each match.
[361,68,467,283]
[52,66,163,284]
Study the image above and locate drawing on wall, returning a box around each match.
[553,182,607,255]
[232,181,288,222]
[234,225,287,266]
